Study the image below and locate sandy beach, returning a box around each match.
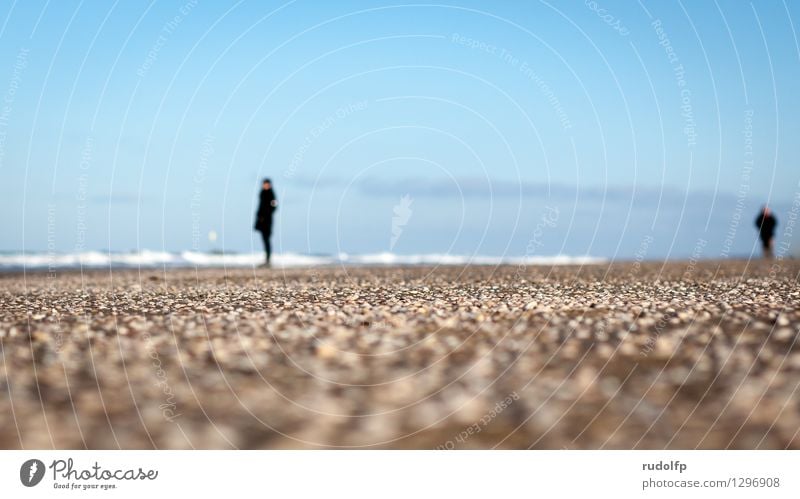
[1,259,798,449]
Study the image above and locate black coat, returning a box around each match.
[254,189,277,232]
[755,212,777,240]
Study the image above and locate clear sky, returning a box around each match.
[1,0,798,259]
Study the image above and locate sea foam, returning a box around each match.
[0,251,605,270]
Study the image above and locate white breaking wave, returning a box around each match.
[0,250,606,270]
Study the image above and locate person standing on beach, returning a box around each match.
[755,206,777,258]
[254,178,278,266]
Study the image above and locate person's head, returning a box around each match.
[762,205,771,216]
[262,178,272,190]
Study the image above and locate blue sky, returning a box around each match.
[1,0,798,259]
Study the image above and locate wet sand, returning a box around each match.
[1,259,799,449]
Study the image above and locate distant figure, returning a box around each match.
[754,206,777,258]
[254,178,278,266]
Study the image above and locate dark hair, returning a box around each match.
[262,178,272,184]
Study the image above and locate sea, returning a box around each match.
[0,250,606,271]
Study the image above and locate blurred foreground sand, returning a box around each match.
[1,260,799,449]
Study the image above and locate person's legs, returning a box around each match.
[761,236,773,258]
[261,227,272,264]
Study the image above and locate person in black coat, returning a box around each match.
[754,205,777,258]
[254,178,278,266]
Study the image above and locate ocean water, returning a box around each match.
[0,250,606,271]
